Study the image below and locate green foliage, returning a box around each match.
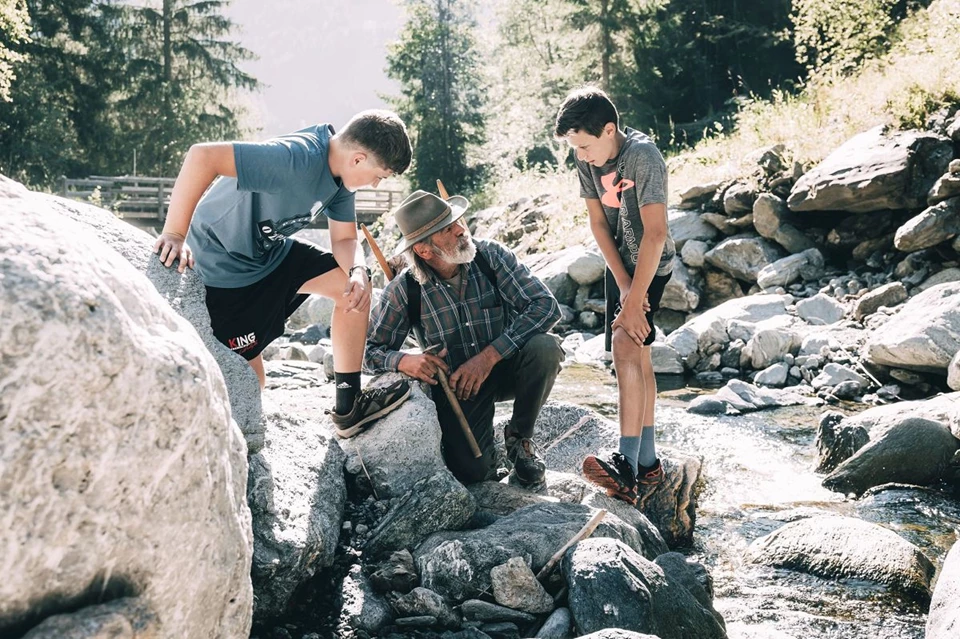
[0,0,258,187]
[386,0,487,196]
[792,0,905,75]
[887,84,960,129]
[0,0,29,102]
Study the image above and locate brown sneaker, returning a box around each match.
[637,459,665,486]
[330,379,411,438]
[582,452,638,505]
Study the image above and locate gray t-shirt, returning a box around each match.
[577,127,675,278]
[187,124,355,288]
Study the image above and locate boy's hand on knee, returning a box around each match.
[398,348,449,385]
[153,232,195,273]
[342,270,370,313]
[612,309,651,347]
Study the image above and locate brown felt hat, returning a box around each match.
[392,189,470,256]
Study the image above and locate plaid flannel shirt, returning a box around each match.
[364,239,561,373]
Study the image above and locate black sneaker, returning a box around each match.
[582,452,638,505]
[330,379,411,438]
[505,433,546,488]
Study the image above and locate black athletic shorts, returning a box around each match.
[204,240,340,361]
[604,268,672,350]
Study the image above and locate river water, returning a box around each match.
[544,363,960,639]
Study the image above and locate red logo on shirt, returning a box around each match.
[600,171,635,208]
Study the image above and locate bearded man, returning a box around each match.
[364,190,563,488]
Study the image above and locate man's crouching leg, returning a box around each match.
[432,380,500,485]
[503,333,564,487]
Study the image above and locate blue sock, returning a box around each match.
[618,436,641,474]
[638,426,657,469]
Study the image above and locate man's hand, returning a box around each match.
[398,348,450,385]
[153,231,195,273]
[449,349,498,401]
[342,268,371,313]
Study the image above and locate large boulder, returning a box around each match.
[666,295,790,361]
[527,248,586,306]
[893,197,960,252]
[704,236,784,283]
[927,540,960,639]
[744,515,935,602]
[822,417,958,497]
[339,374,448,499]
[660,258,700,312]
[247,408,346,617]
[949,350,960,391]
[562,538,726,639]
[0,187,253,638]
[756,248,824,290]
[788,127,953,213]
[4,177,265,453]
[862,282,960,373]
[853,282,907,321]
[833,392,960,438]
[415,503,661,602]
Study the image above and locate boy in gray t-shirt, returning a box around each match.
[555,87,675,504]
[153,110,413,437]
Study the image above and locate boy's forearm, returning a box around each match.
[330,237,362,272]
[589,220,630,286]
[625,234,666,306]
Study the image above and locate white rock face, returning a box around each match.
[756,248,824,290]
[0,202,253,637]
[948,350,960,391]
[796,293,845,325]
[705,236,784,282]
[567,250,607,286]
[668,209,719,249]
[862,282,960,373]
[666,295,790,359]
[660,258,701,312]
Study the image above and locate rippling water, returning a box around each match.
[546,364,960,639]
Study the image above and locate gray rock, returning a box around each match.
[19,598,158,639]
[370,549,419,593]
[754,362,789,387]
[757,248,824,289]
[927,540,960,639]
[853,282,908,321]
[742,327,796,370]
[287,295,335,331]
[795,292,844,325]
[723,180,758,214]
[527,248,583,306]
[687,396,732,415]
[534,607,573,638]
[668,209,719,249]
[651,343,684,375]
[752,193,816,253]
[567,250,606,286]
[799,334,840,356]
[680,239,709,268]
[666,295,789,360]
[811,363,868,390]
[654,552,724,630]
[835,392,960,438]
[563,538,726,638]
[248,410,346,616]
[704,236,784,282]
[928,170,960,205]
[702,269,745,308]
[395,615,438,628]
[0,187,253,638]
[491,557,555,614]
[744,515,935,602]
[701,212,738,235]
[660,258,701,312]
[918,267,960,292]
[949,350,960,391]
[788,126,953,213]
[815,411,869,473]
[391,587,459,628]
[338,564,393,634]
[578,632,661,639]
[822,417,959,497]
[635,452,703,548]
[894,197,960,252]
[366,469,475,557]
[416,502,659,602]
[862,282,960,373]
[340,374,447,499]
[678,182,720,210]
[461,600,536,624]
[831,380,862,400]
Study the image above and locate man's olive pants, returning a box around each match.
[431,333,564,484]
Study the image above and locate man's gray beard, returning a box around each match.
[433,235,476,264]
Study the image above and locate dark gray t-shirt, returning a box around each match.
[187,124,355,288]
[576,127,675,278]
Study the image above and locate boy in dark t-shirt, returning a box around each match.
[555,87,676,504]
[154,110,413,438]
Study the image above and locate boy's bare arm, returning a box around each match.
[154,143,237,272]
[613,202,668,346]
[328,219,370,313]
[586,198,631,294]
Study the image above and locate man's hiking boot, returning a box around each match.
[582,451,638,505]
[505,433,546,489]
[637,458,665,486]
[331,379,411,438]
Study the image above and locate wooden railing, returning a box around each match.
[57,175,402,232]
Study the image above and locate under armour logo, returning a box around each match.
[600,171,635,208]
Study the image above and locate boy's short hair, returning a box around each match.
[341,110,413,175]
[554,87,619,138]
